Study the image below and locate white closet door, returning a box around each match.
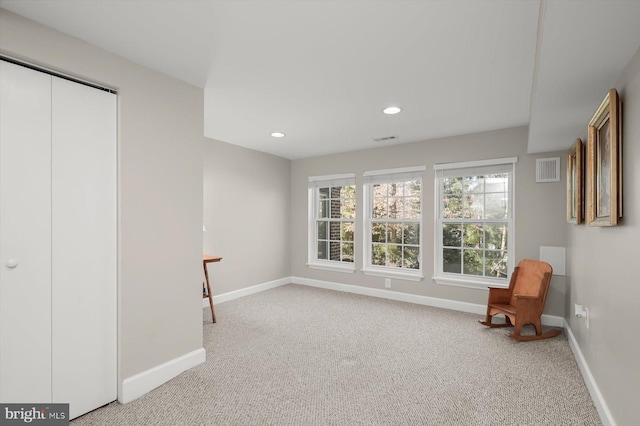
[0,61,53,402]
[51,77,117,419]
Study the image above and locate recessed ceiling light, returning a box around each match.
[270,132,286,138]
[383,106,402,115]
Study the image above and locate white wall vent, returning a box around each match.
[536,157,560,182]
[373,135,397,142]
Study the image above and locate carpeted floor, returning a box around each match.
[72,284,601,425]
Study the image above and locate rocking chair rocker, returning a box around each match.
[480,259,562,341]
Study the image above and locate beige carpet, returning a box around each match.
[72,284,601,425]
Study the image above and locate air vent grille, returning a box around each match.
[373,135,397,142]
[536,157,560,182]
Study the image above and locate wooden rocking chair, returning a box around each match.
[480,259,562,341]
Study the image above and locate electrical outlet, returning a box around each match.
[384,278,391,289]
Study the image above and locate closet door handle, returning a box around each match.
[6,258,18,269]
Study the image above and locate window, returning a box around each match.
[363,166,425,281]
[433,157,517,288]
[308,174,356,272]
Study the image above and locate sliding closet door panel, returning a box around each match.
[0,61,53,402]
[51,77,117,419]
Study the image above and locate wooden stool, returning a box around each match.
[203,254,222,323]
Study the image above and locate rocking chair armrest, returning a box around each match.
[487,287,512,304]
[514,294,539,300]
[514,294,543,318]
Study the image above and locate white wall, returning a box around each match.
[566,46,640,426]
[203,138,291,295]
[0,9,204,383]
[291,126,568,316]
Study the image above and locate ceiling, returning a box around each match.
[2,1,640,160]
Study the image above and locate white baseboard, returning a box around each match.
[564,321,615,426]
[290,276,564,327]
[202,275,563,327]
[203,276,291,308]
[119,348,206,404]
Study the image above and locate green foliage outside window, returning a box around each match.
[441,174,508,278]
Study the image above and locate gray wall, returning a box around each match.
[0,10,204,380]
[566,46,640,426]
[203,138,291,294]
[291,126,568,316]
[8,8,636,424]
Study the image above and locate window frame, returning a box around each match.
[307,173,356,273]
[362,166,426,281]
[433,157,517,289]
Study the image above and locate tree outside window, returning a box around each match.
[370,180,421,270]
[441,174,508,278]
[434,158,515,287]
[363,166,424,281]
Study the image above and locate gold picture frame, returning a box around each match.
[567,138,583,224]
[587,89,622,226]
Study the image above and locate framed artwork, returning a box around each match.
[567,138,583,224]
[587,89,622,226]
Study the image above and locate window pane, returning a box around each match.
[388,197,403,219]
[464,176,484,193]
[388,244,402,267]
[318,200,329,218]
[388,182,401,197]
[317,241,328,260]
[372,244,387,265]
[319,187,330,199]
[396,182,406,197]
[463,224,483,248]
[443,248,461,273]
[404,223,420,245]
[329,197,342,219]
[387,223,402,244]
[403,246,420,269]
[329,241,341,261]
[405,180,421,196]
[485,174,508,192]
[329,221,341,242]
[443,224,461,247]
[443,177,462,196]
[485,193,507,219]
[342,198,355,219]
[405,197,420,219]
[372,198,387,218]
[341,222,354,242]
[373,183,387,197]
[484,224,507,250]
[464,194,484,219]
[486,250,508,278]
[443,195,462,218]
[371,222,386,243]
[463,249,483,275]
[341,185,355,198]
[317,221,327,240]
[342,242,354,263]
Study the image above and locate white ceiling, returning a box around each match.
[2,0,640,160]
